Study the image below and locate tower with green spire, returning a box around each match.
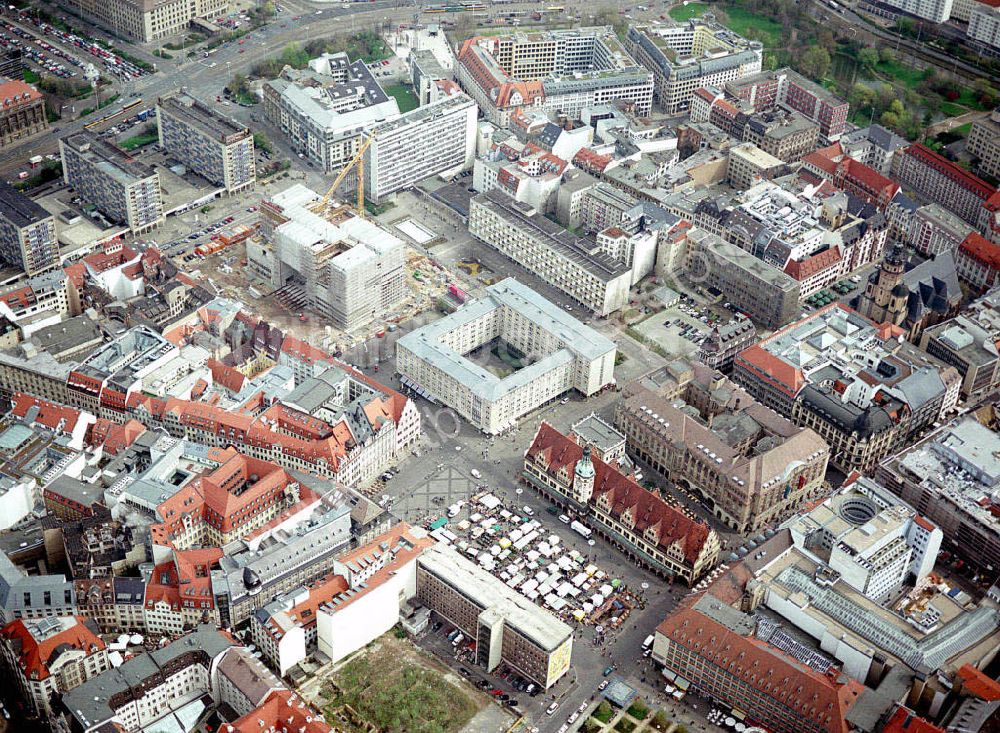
[574,445,596,503]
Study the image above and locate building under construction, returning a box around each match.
[247,184,407,332]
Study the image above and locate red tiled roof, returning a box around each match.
[527,423,713,565]
[735,344,805,397]
[881,707,943,733]
[10,392,84,433]
[958,231,1000,270]
[784,246,841,281]
[88,418,146,455]
[0,79,42,106]
[227,689,331,733]
[0,616,105,681]
[573,147,613,174]
[64,263,86,290]
[144,547,222,610]
[208,358,247,394]
[656,602,863,733]
[903,144,995,199]
[956,664,1000,701]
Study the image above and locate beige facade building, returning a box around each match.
[615,362,829,533]
[727,143,784,190]
[416,544,573,690]
[625,16,763,114]
[68,0,230,43]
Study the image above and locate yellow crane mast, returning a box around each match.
[312,132,376,217]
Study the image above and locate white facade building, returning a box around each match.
[364,92,477,204]
[969,4,1000,52]
[397,278,617,434]
[882,0,953,22]
[783,480,943,604]
[468,190,633,315]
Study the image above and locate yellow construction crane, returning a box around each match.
[313,132,376,217]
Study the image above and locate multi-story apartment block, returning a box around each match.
[262,53,400,174]
[882,0,954,22]
[625,16,763,114]
[0,552,75,623]
[876,418,1000,572]
[156,93,255,194]
[410,49,451,106]
[397,278,616,434]
[956,231,1000,292]
[525,421,721,582]
[0,616,108,717]
[0,79,47,148]
[685,227,801,329]
[457,28,653,127]
[801,147,902,210]
[919,316,1000,397]
[966,107,1000,181]
[59,132,164,235]
[968,3,1000,52]
[468,190,633,315]
[0,183,59,276]
[726,67,849,144]
[249,183,406,331]
[907,203,975,256]
[733,303,961,471]
[615,362,829,533]
[364,92,477,204]
[892,143,996,225]
[68,0,230,42]
[697,316,759,372]
[214,504,354,627]
[416,543,573,689]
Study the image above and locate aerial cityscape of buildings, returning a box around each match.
[0,4,996,733]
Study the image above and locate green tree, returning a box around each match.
[880,110,900,129]
[797,46,831,81]
[858,47,880,70]
[896,16,915,36]
[879,47,895,63]
[252,131,272,154]
[848,83,877,111]
[887,98,905,116]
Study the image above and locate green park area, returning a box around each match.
[669,2,782,47]
[385,83,420,113]
[322,635,481,733]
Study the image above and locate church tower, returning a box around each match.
[574,446,596,504]
[856,244,908,326]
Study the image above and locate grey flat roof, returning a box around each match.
[62,131,156,184]
[419,544,572,651]
[0,182,51,228]
[474,190,630,282]
[158,93,249,141]
[572,413,624,451]
[397,278,615,402]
